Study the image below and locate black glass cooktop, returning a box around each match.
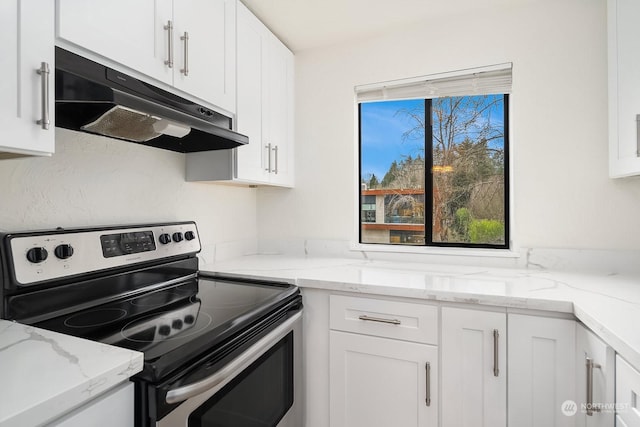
[34,276,300,381]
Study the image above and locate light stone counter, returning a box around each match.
[201,255,640,372]
[0,320,143,427]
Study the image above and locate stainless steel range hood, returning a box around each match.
[55,47,248,153]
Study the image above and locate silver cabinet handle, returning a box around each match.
[273,145,279,174]
[358,315,401,325]
[164,20,174,68]
[493,329,499,377]
[36,62,50,130]
[180,32,189,76]
[586,357,601,416]
[425,362,431,406]
[265,143,272,172]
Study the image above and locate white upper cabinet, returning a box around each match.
[56,0,236,113]
[56,0,173,86]
[263,33,294,186]
[234,1,294,187]
[234,2,268,183]
[608,0,640,177]
[0,0,55,158]
[172,0,236,113]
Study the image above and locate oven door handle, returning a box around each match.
[165,311,302,404]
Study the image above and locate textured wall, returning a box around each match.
[258,0,640,251]
[0,128,257,261]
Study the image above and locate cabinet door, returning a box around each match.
[615,356,640,427]
[0,0,55,157]
[56,0,172,85]
[575,323,615,427]
[234,2,294,186]
[329,330,437,427]
[235,1,269,183]
[508,314,576,427]
[173,0,236,113]
[608,0,640,177]
[441,307,506,427]
[49,382,134,426]
[264,35,294,187]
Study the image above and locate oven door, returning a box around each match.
[157,311,302,427]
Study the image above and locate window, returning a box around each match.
[358,65,511,249]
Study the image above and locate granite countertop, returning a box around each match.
[0,320,143,427]
[201,255,640,372]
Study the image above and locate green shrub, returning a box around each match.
[454,208,472,241]
[469,219,504,244]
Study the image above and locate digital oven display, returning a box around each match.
[100,231,156,258]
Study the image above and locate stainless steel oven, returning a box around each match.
[0,221,303,427]
[159,310,302,427]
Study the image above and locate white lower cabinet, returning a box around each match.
[441,307,506,427]
[329,331,438,427]
[313,291,623,427]
[329,295,438,427]
[48,382,134,427]
[575,322,615,427]
[616,355,640,427]
[508,314,577,427]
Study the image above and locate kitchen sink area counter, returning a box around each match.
[0,320,143,427]
[201,255,640,372]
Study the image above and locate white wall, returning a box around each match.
[258,0,640,252]
[0,129,258,262]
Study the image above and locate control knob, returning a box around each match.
[184,231,196,241]
[158,325,171,336]
[54,244,74,260]
[184,314,195,325]
[172,319,183,330]
[172,232,183,243]
[26,247,48,263]
[159,233,172,245]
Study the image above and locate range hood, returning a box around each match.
[55,47,248,153]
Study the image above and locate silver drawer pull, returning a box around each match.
[164,20,174,68]
[265,143,272,172]
[586,357,602,416]
[180,31,189,76]
[358,315,401,325]
[273,145,279,174]
[493,329,499,377]
[36,62,50,130]
[425,362,431,406]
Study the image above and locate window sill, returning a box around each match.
[350,242,520,259]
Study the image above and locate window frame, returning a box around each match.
[356,94,512,252]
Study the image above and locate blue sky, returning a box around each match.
[360,96,505,182]
[360,99,425,181]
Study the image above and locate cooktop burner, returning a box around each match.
[33,275,299,381]
[130,291,187,307]
[64,308,128,328]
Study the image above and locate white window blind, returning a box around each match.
[355,63,512,103]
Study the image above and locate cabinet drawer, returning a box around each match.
[617,355,640,426]
[329,295,438,344]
